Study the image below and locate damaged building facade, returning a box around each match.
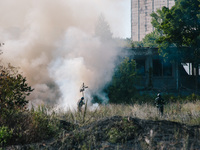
[128,47,200,93]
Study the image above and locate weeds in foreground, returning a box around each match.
[2,100,200,147]
[57,100,200,126]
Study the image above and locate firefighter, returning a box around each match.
[155,93,165,115]
[77,97,85,112]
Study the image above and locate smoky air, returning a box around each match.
[0,0,129,109]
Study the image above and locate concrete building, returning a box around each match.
[128,47,200,93]
[131,0,175,41]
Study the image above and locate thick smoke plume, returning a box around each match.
[0,0,127,109]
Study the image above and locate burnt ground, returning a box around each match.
[6,116,200,150]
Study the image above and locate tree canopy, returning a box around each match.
[142,30,160,47]
[151,0,200,63]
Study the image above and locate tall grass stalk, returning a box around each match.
[53,101,200,126]
[2,100,200,147]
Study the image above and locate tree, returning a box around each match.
[131,30,160,48]
[154,0,200,60]
[142,30,160,47]
[107,57,138,104]
[0,64,34,115]
[132,41,144,47]
[151,8,167,34]
[95,14,113,41]
[140,7,172,48]
[151,0,200,90]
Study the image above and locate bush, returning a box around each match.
[107,57,138,104]
[0,64,34,117]
[0,126,13,146]
[30,106,59,141]
[186,93,200,102]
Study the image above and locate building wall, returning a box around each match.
[131,0,175,41]
[128,47,200,92]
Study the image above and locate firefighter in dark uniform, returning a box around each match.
[155,93,165,115]
[77,97,85,112]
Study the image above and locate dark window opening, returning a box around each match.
[145,24,147,32]
[136,59,145,76]
[153,59,162,76]
[153,59,172,77]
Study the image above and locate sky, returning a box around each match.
[111,0,131,38]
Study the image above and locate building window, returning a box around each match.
[145,24,147,32]
[136,59,145,76]
[153,59,162,76]
[153,59,172,77]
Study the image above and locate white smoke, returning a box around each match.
[0,0,128,109]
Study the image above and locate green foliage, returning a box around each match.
[107,118,138,143]
[0,126,13,146]
[107,57,138,104]
[0,105,60,146]
[132,41,144,47]
[124,38,135,48]
[130,9,166,48]
[186,93,200,102]
[31,106,59,140]
[134,9,167,48]
[132,31,160,48]
[0,64,34,116]
[151,9,166,33]
[132,30,160,47]
[151,0,200,64]
[142,31,160,47]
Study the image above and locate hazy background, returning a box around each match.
[0,0,131,109]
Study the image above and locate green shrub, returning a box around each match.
[107,57,138,104]
[31,106,59,141]
[0,64,34,117]
[186,93,200,102]
[0,126,13,146]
